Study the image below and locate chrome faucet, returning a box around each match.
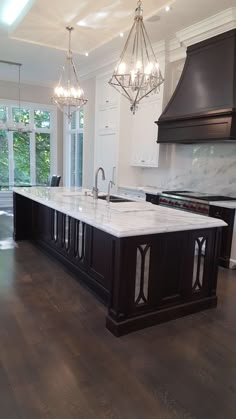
[93,167,106,199]
[106,180,115,203]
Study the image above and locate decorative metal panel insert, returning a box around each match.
[135,244,150,305]
[192,237,207,291]
[52,210,58,242]
[74,220,85,261]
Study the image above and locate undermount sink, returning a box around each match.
[98,195,132,203]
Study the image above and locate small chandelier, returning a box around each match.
[109,0,164,114]
[0,60,34,133]
[52,26,87,121]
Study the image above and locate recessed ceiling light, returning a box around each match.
[85,52,89,57]
[1,0,32,25]
[165,5,171,12]
[120,32,124,38]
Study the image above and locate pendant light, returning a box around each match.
[109,0,164,114]
[0,60,34,133]
[52,27,87,121]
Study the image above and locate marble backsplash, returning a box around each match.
[140,143,236,196]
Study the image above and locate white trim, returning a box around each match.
[63,111,84,187]
[168,38,186,63]
[0,100,57,189]
[176,7,236,48]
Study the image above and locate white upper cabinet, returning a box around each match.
[94,74,120,192]
[98,106,118,135]
[130,96,162,168]
[96,76,119,109]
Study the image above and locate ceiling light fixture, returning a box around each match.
[120,32,124,37]
[0,60,34,133]
[85,52,89,57]
[52,26,87,122]
[109,0,164,114]
[165,5,171,12]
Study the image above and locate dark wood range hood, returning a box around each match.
[156,29,236,143]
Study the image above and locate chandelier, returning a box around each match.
[0,60,34,133]
[109,0,164,114]
[52,26,87,121]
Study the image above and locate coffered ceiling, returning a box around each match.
[2,0,174,54]
[0,0,234,86]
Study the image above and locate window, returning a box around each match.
[64,109,84,187]
[0,101,57,189]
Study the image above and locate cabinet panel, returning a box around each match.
[94,133,117,192]
[209,205,235,266]
[130,99,161,167]
[97,76,119,109]
[98,107,118,135]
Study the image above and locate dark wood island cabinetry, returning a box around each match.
[13,187,225,336]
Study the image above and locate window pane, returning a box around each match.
[34,110,51,129]
[71,112,76,130]
[36,133,50,184]
[0,131,9,188]
[78,133,83,187]
[70,133,76,186]
[13,108,30,125]
[13,132,30,185]
[0,106,7,123]
[79,110,84,129]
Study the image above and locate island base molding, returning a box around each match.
[106,296,217,336]
[13,193,222,336]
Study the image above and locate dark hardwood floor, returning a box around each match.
[1,209,236,418]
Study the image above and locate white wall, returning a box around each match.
[0,80,63,182]
[82,77,96,189]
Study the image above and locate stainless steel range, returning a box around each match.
[159,191,236,215]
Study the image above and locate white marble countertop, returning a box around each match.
[13,187,226,238]
[209,201,236,209]
[119,185,163,195]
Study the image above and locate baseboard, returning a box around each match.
[106,296,218,337]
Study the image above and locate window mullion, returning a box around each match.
[30,132,36,185]
[8,107,14,187]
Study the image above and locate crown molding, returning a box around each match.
[168,38,186,63]
[167,7,236,63]
[176,7,236,47]
[79,7,236,79]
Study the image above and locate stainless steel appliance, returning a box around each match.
[159,191,236,215]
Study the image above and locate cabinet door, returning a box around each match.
[98,107,118,135]
[97,76,119,109]
[94,133,117,192]
[130,99,161,167]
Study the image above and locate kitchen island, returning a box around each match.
[13,187,226,336]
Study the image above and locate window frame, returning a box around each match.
[0,99,57,188]
[63,110,84,187]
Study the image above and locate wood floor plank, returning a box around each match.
[1,211,236,418]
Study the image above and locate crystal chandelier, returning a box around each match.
[0,60,34,133]
[52,26,87,121]
[109,0,164,114]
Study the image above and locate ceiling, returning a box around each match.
[0,0,234,87]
